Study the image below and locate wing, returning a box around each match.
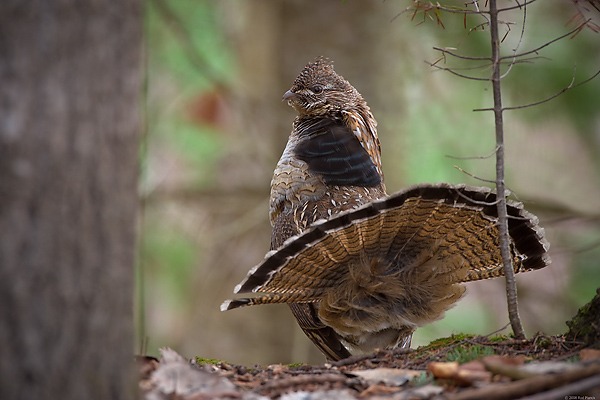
[294,118,382,187]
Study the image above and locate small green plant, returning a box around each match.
[411,371,434,387]
[445,345,495,364]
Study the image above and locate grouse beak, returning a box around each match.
[282,90,298,102]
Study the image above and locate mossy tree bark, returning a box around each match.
[0,1,142,399]
[566,287,600,349]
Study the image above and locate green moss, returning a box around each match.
[409,333,484,362]
[418,333,476,351]
[195,357,223,365]
[445,345,495,364]
[488,335,510,342]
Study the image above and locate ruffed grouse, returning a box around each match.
[222,58,550,361]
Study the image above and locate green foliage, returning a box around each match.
[411,371,434,387]
[146,0,232,89]
[445,344,495,364]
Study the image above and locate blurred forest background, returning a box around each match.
[139,0,600,366]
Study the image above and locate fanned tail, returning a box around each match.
[222,183,550,321]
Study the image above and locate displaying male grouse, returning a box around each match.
[222,58,550,361]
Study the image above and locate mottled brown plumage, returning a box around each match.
[222,58,550,361]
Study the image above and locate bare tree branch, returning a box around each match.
[504,67,600,110]
[501,0,528,78]
[454,187,503,206]
[400,0,541,19]
[428,61,491,81]
[474,67,600,112]
[433,47,549,66]
[489,0,526,340]
[470,0,490,26]
[432,47,489,61]
[445,145,499,160]
[499,21,590,61]
[494,0,542,13]
[453,165,497,184]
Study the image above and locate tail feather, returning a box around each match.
[221,288,325,311]
[222,183,550,309]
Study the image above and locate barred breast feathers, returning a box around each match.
[269,131,326,226]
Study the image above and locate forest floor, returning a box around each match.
[139,290,600,399]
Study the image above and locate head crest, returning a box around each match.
[293,57,338,88]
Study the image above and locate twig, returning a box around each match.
[474,67,600,112]
[445,145,499,160]
[493,0,541,13]
[520,374,600,400]
[501,0,528,79]
[471,0,490,26]
[503,67,600,110]
[489,0,526,341]
[454,187,503,206]
[402,0,541,18]
[428,62,491,81]
[432,47,489,61]
[465,324,512,345]
[447,362,600,400]
[327,353,375,368]
[433,47,548,67]
[499,21,591,61]
[453,165,497,184]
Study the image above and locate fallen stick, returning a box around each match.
[448,362,600,400]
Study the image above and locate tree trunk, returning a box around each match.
[0,1,142,399]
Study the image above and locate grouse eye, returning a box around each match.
[312,85,324,94]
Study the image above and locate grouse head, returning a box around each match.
[282,58,365,116]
